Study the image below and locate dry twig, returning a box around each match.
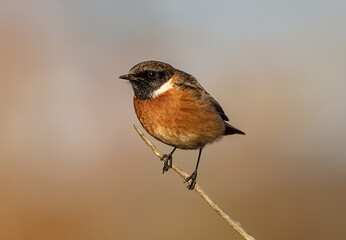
[134,124,255,240]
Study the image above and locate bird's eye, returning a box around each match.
[148,71,156,78]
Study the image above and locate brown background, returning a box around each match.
[1,1,346,239]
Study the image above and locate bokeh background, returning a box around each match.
[1,1,345,239]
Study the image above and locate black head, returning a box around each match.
[120,61,175,100]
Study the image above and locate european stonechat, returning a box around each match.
[120,61,245,190]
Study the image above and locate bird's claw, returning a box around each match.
[185,170,197,190]
[161,154,173,173]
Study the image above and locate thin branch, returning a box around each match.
[134,124,255,240]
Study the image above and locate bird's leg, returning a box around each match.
[161,147,177,173]
[185,148,203,190]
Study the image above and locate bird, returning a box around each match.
[120,60,245,190]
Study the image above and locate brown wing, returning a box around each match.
[174,71,229,121]
[174,70,245,135]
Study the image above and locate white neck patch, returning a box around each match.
[152,78,174,98]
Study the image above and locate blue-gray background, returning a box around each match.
[1,1,345,239]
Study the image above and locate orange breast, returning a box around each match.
[133,88,225,149]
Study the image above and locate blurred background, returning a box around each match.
[1,1,345,239]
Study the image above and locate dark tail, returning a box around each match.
[224,122,245,135]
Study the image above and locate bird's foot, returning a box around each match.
[161,153,173,173]
[185,170,197,190]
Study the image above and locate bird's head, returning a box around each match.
[120,61,175,100]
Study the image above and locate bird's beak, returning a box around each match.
[119,74,137,81]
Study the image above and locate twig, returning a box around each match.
[134,124,255,240]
